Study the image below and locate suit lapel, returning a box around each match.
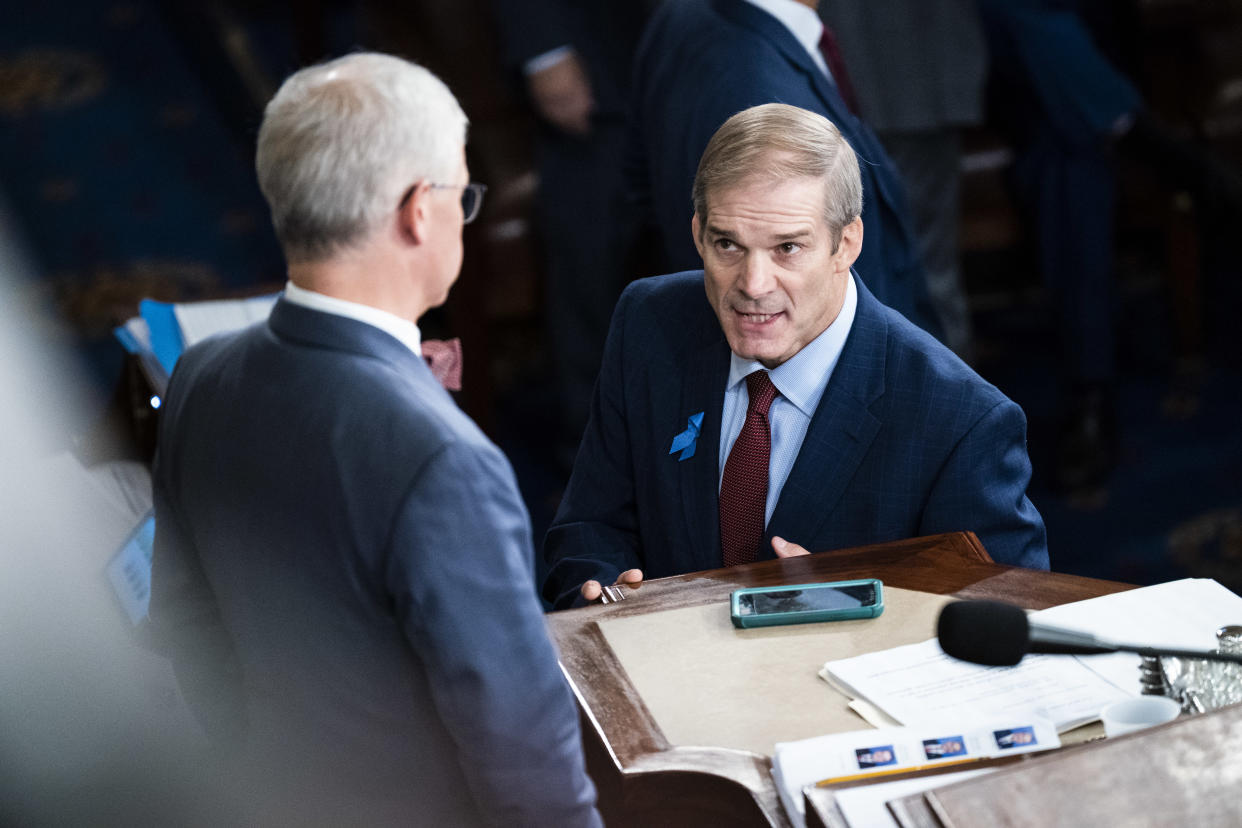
[766,277,887,550]
[676,333,730,569]
[715,0,901,210]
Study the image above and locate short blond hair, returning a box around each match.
[692,103,862,250]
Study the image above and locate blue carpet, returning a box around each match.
[1029,368,1242,590]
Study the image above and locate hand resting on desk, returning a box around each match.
[771,536,809,558]
[577,537,810,602]
[580,568,644,602]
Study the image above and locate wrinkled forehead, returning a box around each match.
[701,169,829,223]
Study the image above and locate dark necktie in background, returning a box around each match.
[818,25,860,116]
[719,370,779,567]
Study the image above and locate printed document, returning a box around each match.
[821,578,1242,733]
[822,641,1128,732]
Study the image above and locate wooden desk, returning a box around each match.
[544,532,1134,827]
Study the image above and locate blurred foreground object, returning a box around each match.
[0,197,225,825]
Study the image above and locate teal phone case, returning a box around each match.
[729,579,884,628]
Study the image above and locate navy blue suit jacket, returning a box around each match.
[629,0,941,339]
[543,272,1048,609]
[151,298,599,826]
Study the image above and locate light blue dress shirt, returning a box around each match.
[718,274,858,526]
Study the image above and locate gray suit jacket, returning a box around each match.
[819,0,986,132]
[150,298,599,826]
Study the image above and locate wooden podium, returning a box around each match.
[544,532,1135,827]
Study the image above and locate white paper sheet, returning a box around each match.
[772,716,1055,828]
[824,640,1129,732]
[174,295,277,347]
[1031,578,1242,692]
[821,579,1242,736]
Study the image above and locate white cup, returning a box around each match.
[1100,696,1182,738]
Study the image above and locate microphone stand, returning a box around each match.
[1028,622,1242,664]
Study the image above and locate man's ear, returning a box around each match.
[691,212,705,259]
[397,180,431,245]
[835,216,863,270]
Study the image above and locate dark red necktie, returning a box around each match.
[719,370,779,567]
[818,25,860,116]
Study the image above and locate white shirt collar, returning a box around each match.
[742,0,830,79]
[282,281,423,357]
[726,273,857,417]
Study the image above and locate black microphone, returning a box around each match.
[936,600,1242,667]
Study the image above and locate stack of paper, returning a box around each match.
[1030,578,1242,692]
[799,579,1242,827]
[820,579,1242,733]
[821,640,1129,732]
[772,717,1058,828]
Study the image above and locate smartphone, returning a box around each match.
[730,578,884,628]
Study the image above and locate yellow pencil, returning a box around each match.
[815,755,983,786]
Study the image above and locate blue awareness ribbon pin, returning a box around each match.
[668,412,705,461]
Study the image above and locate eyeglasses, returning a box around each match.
[433,182,487,224]
[398,181,488,224]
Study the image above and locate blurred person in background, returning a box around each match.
[818,0,986,360]
[980,0,1242,492]
[490,0,659,462]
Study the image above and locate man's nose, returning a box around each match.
[736,253,775,298]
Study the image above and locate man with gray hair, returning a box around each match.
[543,104,1048,609]
[150,53,600,826]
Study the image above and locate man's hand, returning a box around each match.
[772,536,810,558]
[580,569,643,602]
[526,50,595,136]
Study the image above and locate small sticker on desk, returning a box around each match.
[994,726,1037,749]
[923,735,968,760]
[855,745,897,769]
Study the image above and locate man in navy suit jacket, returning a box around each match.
[544,104,1047,609]
[150,54,600,826]
[629,0,942,340]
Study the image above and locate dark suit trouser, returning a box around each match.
[880,130,974,359]
[981,0,1132,386]
[1011,124,1117,384]
[535,120,632,446]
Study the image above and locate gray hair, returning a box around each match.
[255,52,468,263]
[692,103,863,251]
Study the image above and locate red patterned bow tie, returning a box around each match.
[422,337,463,391]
